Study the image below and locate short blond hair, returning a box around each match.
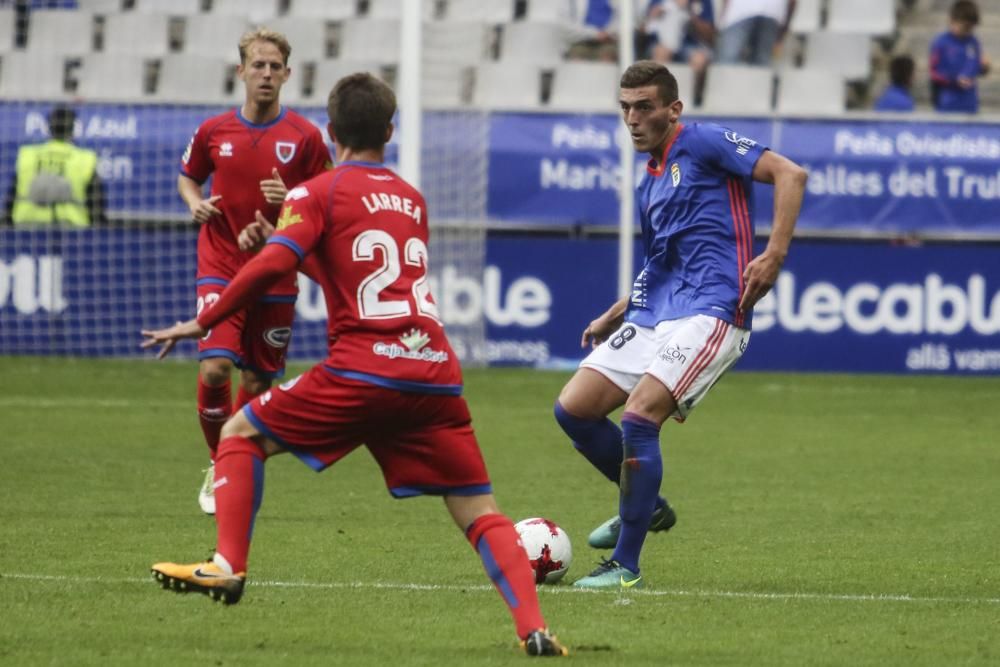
[238,28,292,65]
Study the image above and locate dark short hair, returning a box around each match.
[889,54,915,87]
[620,60,679,105]
[48,105,76,139]
[950,0,979,25]
[326,72,396,151]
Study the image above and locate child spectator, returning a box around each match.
[930,0,991,113]
[874,54,916,112]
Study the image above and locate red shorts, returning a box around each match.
[196,281,295,379]
[242,365,492,498]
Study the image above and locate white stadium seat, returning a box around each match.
[472,62,543,109]
[0,52,68,100]
[182,15,250,62]
[805,31,872,81]
[827,0,895,36]
[76,53,148,102]
[701,65,774,114]
[312,59,384,102]
[338,19,401,64]
[422,21,491,66]
[26,10,95,56]
[789,0,823,34]
[134,0,203,15]
[776,68,846,114]
[210,0,280,23]
[102,13,171,57]
[548,61,619,111]
[155,54,230,104]
[447,0,516,24]
[0,8,16,54]
[499,22,568,66]
[288,0,357,20]
[265,17,329,62]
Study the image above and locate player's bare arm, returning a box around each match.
[177,173,221,224]
[259,167,287,205]
[740,150,807,312]
[582,295,631,348]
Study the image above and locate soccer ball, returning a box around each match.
[514,518,572,584]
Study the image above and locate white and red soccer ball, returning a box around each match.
[514,517,572,584]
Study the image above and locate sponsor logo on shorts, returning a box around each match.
[263,326,292,348]
[373,328,449,363]
[658,344,689,364]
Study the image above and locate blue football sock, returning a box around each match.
[554,401,623,483]
[611,412,663,574]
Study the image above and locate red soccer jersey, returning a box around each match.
[180,107,331,294]
[264,161,463,390]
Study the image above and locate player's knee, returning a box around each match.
[554,400,598,442]
[200,358,233,386]
[239,369,270,396]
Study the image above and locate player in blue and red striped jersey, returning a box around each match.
[929,0,991,114]
[178,28,331,515]
[554,60,806,589]
[143,72,567,658]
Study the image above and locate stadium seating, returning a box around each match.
[472,62,543,109]
[134,0,202,15]
[289,0,357,21]
[25,10,94,56]
[102,12,171,57]
[265,17,329,62]
[0,52,67,100]
[789,0,823,34]
[313,59,384,98]
[776,68,847,114]
[804,31,872,81]
[338,19,401,64]
[210,0,280,23]
[826,0,896,36]
[447,0,516,24]
[181,15,250,61]
[366,0,439,20]
[701,65,774,114]
[421,62,472,108]
[75,52,148,101]
[670,63,695,107]
[0,8,14,53]
[548,61,619,112]
[422,21,491,66]
[76,0,123,12]
[155,55,230,105]
[499,22,568,66]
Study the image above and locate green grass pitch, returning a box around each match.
[1,357,999,665]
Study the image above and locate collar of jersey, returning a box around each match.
[337,160,385,167]
[235,106,287,129]
[646,123,684,177]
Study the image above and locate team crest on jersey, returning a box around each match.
[724,131,757,156]
[276,204,302,230]
[275,141,297,164]
[670,162,681,187]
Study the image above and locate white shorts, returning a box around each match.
[581,315,750,421]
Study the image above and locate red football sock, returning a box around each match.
[467,513,547,640]
[197,377,231,459]
[213,435,265,574]
[232,384,262,412]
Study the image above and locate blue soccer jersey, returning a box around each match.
[626,122,767,330]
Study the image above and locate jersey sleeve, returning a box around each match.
[264,182,327,262]
[690,123,767,178]
[929,35,954,86]
[304,128,333,177]
[180,124,212,184]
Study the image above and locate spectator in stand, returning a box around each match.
[874,55,916,112]
[3,105,106,227]
[930,0,991,114]
[564,0,650,62]
[715,0,795,66]
[643,0,715,104]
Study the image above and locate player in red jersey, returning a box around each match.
[178,28,331,515]
[142,73,568,658]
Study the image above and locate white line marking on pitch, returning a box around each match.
[2,573,998,606]
[0,398,190,409]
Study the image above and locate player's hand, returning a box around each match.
[190,195,222,224]
[957,75,974,89]
[739,250,784,313]
[140,318,206,359]
[260,168,287,205]
[581,315,618,349]
[238,210,276,251]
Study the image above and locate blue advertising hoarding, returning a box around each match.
[2,230,998,374]
[2,102,999,234]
